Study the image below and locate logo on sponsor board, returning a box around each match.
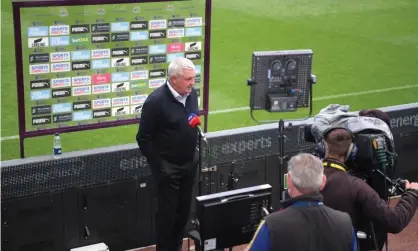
[93,108,111,118]
[28,26,49,37]
[111,47,129,57]
[31,105,52,115]
[92,59,111,69]
[92,98,111,109]
[112,106,130,116]
[185,41,202,52]
[52,103,72,113]
[149,69,166,79]
[148,78,165,88]
[28,37,49,48]
[112,96,130,107]
[71,50,91,61]
[112,72,130,82]
[185,17,203,27]
[29,64,50,74]
[168,19,185,28]
[52,88,71,98]
[71,24,90,34]
[30,79,50,89]
[30,89,51,100]
[149,54,166,64]
[131,56,148,65]
[92,73,111,84]
[29,53,50,63]
[112,57,130,67]
[131,94,148,105]
[149,30,166,39]
[167,43,185,53]
[92,84,111,94]
[49,36,70,46]
[50,51,70,62]
[73,101,91,111]
[130,21,147,30]
[72,76,91,86]
[91,23,110,33]
[111,22,130,32]
[185,27,202,37]
[32,115,51,125]
[72,86,92,96]
[149,20,167,30]
[112,82,130,92]
[53,113,73,123]
[91,34,110,43]
[131,46,148,55]
[51,77,71,88]
[130,31,149,41]
[167,28,184,38]
[111,32,130,42]
[51,62,71,72]
[130,70,148,80]
[185,52,201,60]
[71,61,91,70]
[49,25,70,36]
[92,49,111,59]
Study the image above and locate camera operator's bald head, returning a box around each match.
[324,129,354,161]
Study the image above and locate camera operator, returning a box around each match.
[319,127,418,251]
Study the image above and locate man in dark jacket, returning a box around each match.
[319,127,418,251]
[246,153,358,251]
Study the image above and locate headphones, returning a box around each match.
[315,126,358,162]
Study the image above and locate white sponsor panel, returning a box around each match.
[92,49,111,59]
[185,41,202,51]
[50,52,71,62]
[149,19,167,30]
[111,57,130,67]
[28,37,49,48]
[51,77,71,88]
[131,94,148,105]
[72,76,91,86]
[29,64,50,74]
[167,28,184,38]
[72,86,92,96]
[112,82,130,92]
[49,25,70,36]
[149,78,165,88]
[92,84,111,94]
[51,62,71,73]
[112,106,130,116]
[185,17,203,27]
[131,70,148,80]
[92,98,111,109]
[131,105,143,115]
[112,96,130,107]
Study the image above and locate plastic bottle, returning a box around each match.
[53,132,62,158]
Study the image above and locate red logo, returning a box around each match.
[167,43,184,53]
[92,73,111,84]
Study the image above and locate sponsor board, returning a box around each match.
[131,46,148,55]
[149,44,166,54]
[185,52,201,60]
[51,62,71,72]
[50,36,70,46]
[149,19,167,30]
[130,21,148,30]
[92,73,111,84]
[112,72,130,82]
[167,28,184,38]
[73,110,93,121]
[29,53,49,63]
[131,104,143,114]
[112,57,130,67]
[111,47,129,57]
[91,23,110,33]
[149,54,166,64]
[131,56,148,65]
[112,82,130,92]
[92,84,111,94]
[49,25,70,36]
[149,69,166,79]
[73,101,92,111]
[50,52,70,62]
[92,34,110,43]
[185,41,202,52]
[112,96,130,107]
[148,78,165,88]
[131,94,148,105]
[185,17,203,27]
[52,103,72,113]
[130,81,147,89]
[92,59,111,69]
[167,53,185,63]
[93,108,111,118]
[149,30,166,39]
[167,43,185,53]
[52,88,71,98]
[53,113,73,123]
[71,61,91,70]
[32,115,51,125]
[30,79,50,89]
[28,26,49,37]
[111,32,130,42]
[72,76,91,86]
[30,89,51,100]
[51,77,71,88]
[92,98,111,109]
[111,22,130,32]
[130,31,149,41]
[71,24,90,34]
[71,50,91,61]
[28,37,49,48]
[168,19,185,28]
[185,27,202,37]
[71,35,90,45]
[92,49,111,59]
[72,86,92,96]
[112,106,130,116]
[131,70,148,80]
[29,64,50,74]
[31,105,52,115]
[195,65,201,74]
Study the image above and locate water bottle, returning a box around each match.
[53,133,62,158]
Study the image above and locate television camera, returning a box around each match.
[304,123,406,198]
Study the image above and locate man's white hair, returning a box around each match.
[167,57,195,78]
[287,153,324,193]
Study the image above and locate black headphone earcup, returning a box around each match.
[316,141,328,159]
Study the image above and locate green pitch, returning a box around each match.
[2,0,418,161]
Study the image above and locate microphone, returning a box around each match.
[188,113,208,144]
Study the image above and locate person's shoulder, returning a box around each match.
[145,85,167,103]
[323,205,353,225]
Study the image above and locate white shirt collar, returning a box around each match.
[167,80,190,106]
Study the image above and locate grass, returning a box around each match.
[1,0,418,161]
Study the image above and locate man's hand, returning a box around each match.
[404,180,418,190]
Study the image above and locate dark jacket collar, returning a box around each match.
[281,192,324,209]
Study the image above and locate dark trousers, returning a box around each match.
[152,158,197,251]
